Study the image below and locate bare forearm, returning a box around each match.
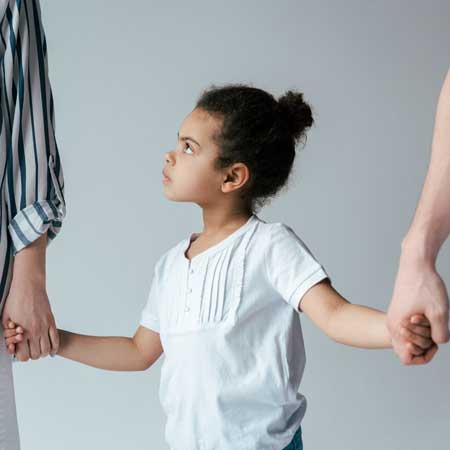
[12,233,47,286]
[328,303,391,349]
[404,68,450,262]
[58,330,150,371]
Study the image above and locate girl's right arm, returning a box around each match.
[57,327,163,371]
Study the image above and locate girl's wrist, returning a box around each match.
[383,317,393,349]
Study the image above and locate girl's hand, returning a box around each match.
[401,314,438,357]
[3,320,24,355]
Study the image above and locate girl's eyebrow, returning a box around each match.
[177,131,201,147]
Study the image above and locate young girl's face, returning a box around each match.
[162,108,226,204]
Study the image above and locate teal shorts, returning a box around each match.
[281,426,303,450]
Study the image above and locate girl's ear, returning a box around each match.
[221,163,250,193]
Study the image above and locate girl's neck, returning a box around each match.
[200,206,253,238]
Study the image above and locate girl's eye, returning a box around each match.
[184,144,194,155]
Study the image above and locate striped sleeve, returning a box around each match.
[0,0,65,256]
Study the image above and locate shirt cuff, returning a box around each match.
[288,266,330,313]
[8,199,66,256]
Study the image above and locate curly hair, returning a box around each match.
[195,84,314,212]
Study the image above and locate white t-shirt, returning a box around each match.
[140,214,329,450]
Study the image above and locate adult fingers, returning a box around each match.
[422,343,439,363]
[15,340,30,362]
[39,334,51,358]
[49,326,59,354]
[400,328,433,349]
[406,341,426,356]
[391,337,414,365]
[429,309,450,344]
[28,337,41,360]
[402,324,431,338]
[405,324,432,338]
[7,344,16,355]
[408,344,439,366]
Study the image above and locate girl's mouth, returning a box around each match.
[162,169,172,183]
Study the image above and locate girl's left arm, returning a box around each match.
[299,279,392,348]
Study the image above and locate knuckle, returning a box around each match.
[430,309,446,320]
[28,326,39,336]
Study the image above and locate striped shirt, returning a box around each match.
[0,0,65,311]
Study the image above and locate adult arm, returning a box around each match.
[0,0,66,361]
[387,67,450,364]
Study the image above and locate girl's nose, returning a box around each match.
[164,150,174,164]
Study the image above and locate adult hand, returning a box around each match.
[2,282,58,361]
[387,249,449,365]
[0,234,59,361]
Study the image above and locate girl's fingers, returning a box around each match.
[403,324,432,338]
[5,321,23,334]
[7,344,16,355]
[410,315,430,327]
[5,335,22,346]
[3,329,17,338]
[3,328,23,338]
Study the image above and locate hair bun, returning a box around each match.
[277,90,314,142]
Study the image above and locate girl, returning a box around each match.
[4,85,436,450]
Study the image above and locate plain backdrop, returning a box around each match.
[12,1,450,449]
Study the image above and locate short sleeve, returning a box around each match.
[265,223,330,312]
[140,264,161,332]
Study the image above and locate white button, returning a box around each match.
[185,306,190,312]
[188,288,192,293]
[190,268,194,274]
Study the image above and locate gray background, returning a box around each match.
[12,1,449,449]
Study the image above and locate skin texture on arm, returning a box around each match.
[1,234,59,361]
[387,68,450,365]
[56,326,163,371]
[300,279,436,354]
